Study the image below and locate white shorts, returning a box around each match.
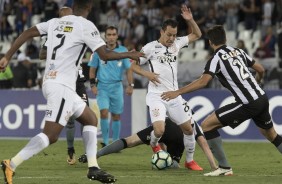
[42,82,86,126]
[146,92,192,125]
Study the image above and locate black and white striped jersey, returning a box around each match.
[204,45,265,104]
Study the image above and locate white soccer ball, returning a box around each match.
[151,150,173,170]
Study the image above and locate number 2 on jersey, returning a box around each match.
[232,59,250,80]
[52,34,66,60]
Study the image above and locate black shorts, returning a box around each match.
[76,80,89,106]
[215,94,273,129]
[137,118,203,163]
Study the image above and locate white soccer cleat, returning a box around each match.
[204,167,233,176]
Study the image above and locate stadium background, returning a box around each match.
[0,0,282,140]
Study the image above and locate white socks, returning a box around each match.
[82,125,99,168]
[183,133,195,163]
[150,130,161,147]
[10,133,50,171]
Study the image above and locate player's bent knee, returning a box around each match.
[77,106,98,126]
[154,129,165,137]
[46,135,59,144]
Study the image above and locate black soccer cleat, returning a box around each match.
[87,167,117,183]
[78,153,88,163]
[100,142,107,148]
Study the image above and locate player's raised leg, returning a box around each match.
[1,121,63,184]
[201,112,233,176]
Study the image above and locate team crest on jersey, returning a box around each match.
[63,26,73,32]
[65,111,72,122]
[151,108,160,117]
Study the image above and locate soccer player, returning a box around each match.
[0,0,145,183]
[131,5,203,170]
[161,25,282,176]
[88,26,134,147]
[89,105,218,171]
[38,6,84,166]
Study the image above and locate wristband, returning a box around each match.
[90,78,97,88]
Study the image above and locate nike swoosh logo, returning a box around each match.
[155,51,160,54]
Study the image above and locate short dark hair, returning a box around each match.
[161,19,178,31]
[73,0,93,9]
[105,26,118,33]
[206,25,226,46]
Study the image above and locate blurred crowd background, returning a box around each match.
[0,0,281,90]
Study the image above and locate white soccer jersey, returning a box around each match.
[139,36,189,93]
[36,15,106,91]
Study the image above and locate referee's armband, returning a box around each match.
[90,78,97,88]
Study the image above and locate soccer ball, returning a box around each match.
[151,151,172,170]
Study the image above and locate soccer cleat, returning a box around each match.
[204,167,233,176]
[185,160,203,171]
[78,154,88,163]
[87,167,117,183]
[168,160,180,169]
[67,147,76,165]
[1,159,15,184]
[151,144,162,153]
[100,142,107,148]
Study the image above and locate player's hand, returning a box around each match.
[146,71,160,86]
[91,86,98,95]
[0,56,9,72]
[181,4,193,21]
[126,86,133,96]
[161,91,180,101]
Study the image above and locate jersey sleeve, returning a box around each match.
[87,52,99,68]
[239,49,255,67]
[203,56,219,77]
[82,21,106,52]
[36,20,52,35]
[139,43,151,65]
[175,36,189,49]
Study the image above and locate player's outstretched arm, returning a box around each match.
[0,27,40,72]
[251,60,265,84]
[181,5,202,42]
[196,136,218,170]
[96,45,145,62]
[5,26,40,61]
[161,74,212,101]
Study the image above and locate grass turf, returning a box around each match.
[0,140,281,184]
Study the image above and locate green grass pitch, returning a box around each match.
[0,140,281,184]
